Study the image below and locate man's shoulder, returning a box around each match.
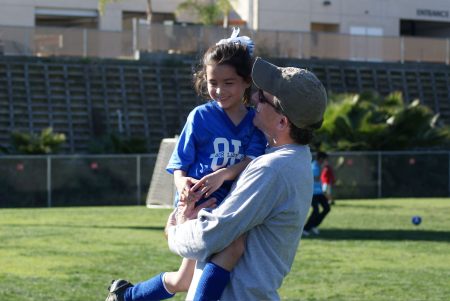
[251,145,310,171]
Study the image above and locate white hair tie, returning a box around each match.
[216,27,255,56]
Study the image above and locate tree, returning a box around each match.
[217,0,233,28]
[176,0,233,27]
[315,91,450,151]
[10,127,66,154]
[98,0,115,15]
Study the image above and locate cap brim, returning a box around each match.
[252,57,280,96]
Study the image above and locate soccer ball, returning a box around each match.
[412,216,422,225]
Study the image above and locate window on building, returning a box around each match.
[122,11,176,30]
[35,8,98,28]
[123,12,147,31]
[401,20,450,38]
[311,23,339,33]
[150,13,176,24]
[350,26,383,36]
[348,26,383,62]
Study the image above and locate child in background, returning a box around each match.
[105,28,267,301]
[321,155,336,205]
[303,151,331,236]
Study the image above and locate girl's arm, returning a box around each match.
[173,169,189,195]
[191,157,252,198]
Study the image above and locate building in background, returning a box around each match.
[0,0,181,31]
[0,0,449,38]
[243,0,450,38]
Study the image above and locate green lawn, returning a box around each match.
[0,198,449,301]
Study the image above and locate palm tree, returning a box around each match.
[316,91,450,151]
[177,0,233,27]
[98,0,115,14]
[217,0,233,28]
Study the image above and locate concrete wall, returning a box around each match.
[251,0,450,37]
[0,1,35,27]
[0,0,449,36]
[0,0,185,31]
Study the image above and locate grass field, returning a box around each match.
[0,198,449,301]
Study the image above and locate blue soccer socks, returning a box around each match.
[193,262,230,301]
[124,272,175,301]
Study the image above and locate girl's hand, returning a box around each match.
[191,169,227,198]
[180,180,203,203]
[175,176,199,203]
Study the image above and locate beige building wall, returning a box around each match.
[0,0,448,36]
[0,1,35,27]
[0,0,185,30]
[249,0,450,37]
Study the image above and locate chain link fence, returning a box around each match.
[0,151,449,208]
[329,151,450,199]
[0,154,156,207]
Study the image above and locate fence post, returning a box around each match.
[400,36,404,64]
[377,152,382,198]
[132,18,138,57]
[137,155,141,205]
[276,30,280,57]
[25,28,31,56]
[47,156,52,207]
[446,38,449,65]
[83,28,87,57]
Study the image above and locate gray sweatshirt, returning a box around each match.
[167,144,313,300]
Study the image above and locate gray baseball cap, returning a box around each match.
[252,57,327,129]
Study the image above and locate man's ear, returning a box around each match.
[277,115,290,130]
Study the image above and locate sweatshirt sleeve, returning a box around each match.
[167,161,283,261]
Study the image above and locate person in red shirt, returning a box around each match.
[321,157,336,205]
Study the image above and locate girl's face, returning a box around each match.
[206,63,251,111]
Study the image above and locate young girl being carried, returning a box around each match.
[105,28,267,301]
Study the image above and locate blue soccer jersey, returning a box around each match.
[167,101,267,205]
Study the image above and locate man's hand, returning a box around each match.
[176,197,217,224]
[164,198,217,239]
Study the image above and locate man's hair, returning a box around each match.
[193,43,253,105]
[288,121,314,145]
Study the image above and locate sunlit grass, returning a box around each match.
[0,199,449,301]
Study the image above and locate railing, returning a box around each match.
[1,24,449,64]
[0,151,449,208]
